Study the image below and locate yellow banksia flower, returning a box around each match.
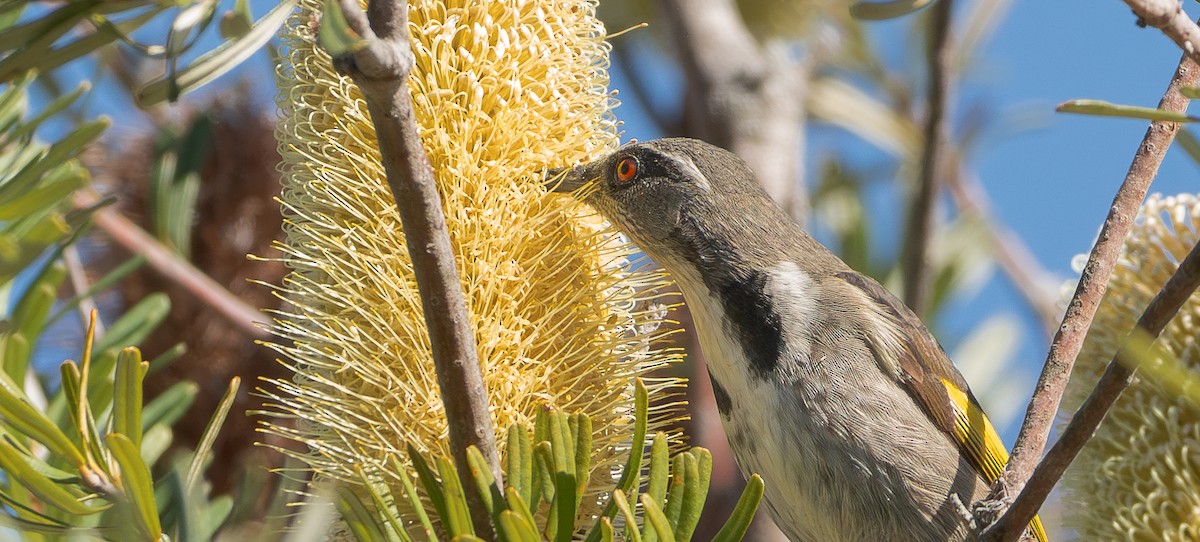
[263,0,684,515]
[1063,193,1200,541]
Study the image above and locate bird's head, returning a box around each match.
[545,138,789,269]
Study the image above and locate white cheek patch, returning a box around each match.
[670,154,712,192]
[766,262,820,380]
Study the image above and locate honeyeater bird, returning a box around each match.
[546,138,1046,542]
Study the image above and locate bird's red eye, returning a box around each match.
[615,157,638,183]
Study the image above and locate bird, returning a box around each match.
[545,138,1046,542]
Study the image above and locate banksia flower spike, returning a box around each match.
[263,0,685,522]
[1063,193,1200,541]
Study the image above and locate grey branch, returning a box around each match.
[975,50,1200,542]
[323,0,502,532]
[901,0,954,317]
[983,228,1200,541]
[656,0,808,224]
[74,189,269,340]
[1126,0,1200,67]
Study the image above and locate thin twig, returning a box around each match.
[62,243,106,339]
[946,169,1060,334]
[901,0,954,316]
[1125,0,1200,67]
[324,0,502,532]
[983,235,1200,541]
[74,189,269,340]
[976,51,1200,541]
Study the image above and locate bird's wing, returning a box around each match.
[834,271,1048,542]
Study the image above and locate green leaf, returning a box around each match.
[849,0,938,19]
[0,1,99,55]
[639,493,675,542]
[0,371,85,467]
[1181,86,1200,99]
[0,437,101,515]
[337,484,389,542]
[409,445,451,536]
[674,448,710,542]
[599,517,614,542]
[572,413,591,504]
[3,81,89,144]
[497,510,539,542]
[185,377,239,494]
[583,379,650,542]
[353,464,410,542]
[317,0,368,56]
[1057,99,1199,122]
[506,424,533,506]
[503,487,537,536]
[141,381,198,430]
[95,293,170,355]
[711,474,765,542]
[0,8,163,84]
[107,432,162,540]
[220,0,254,39]
[46,254,147,328]
[111,348,146,448]
[646,433,670,506]
[436,455,474,537]
[0,164,87,221]
[392,455,435,540]
[137,0,298,105]
[661,452,688,531]
[465,445,505,531]
[610,489,641,542]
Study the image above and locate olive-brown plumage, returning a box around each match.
[548,138,1046,542]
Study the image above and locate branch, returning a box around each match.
[901,0,954,317]
[1126,0,1200,67]
[656,0,808,223]
[983,232,1200,541]
[976,50,1200,542]
[322,0,502,531]
[74,189,269,340]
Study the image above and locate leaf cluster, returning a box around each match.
[338,381,764,542]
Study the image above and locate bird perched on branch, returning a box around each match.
[547,138,1046,542]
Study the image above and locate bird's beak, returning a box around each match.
[544,165,589,195]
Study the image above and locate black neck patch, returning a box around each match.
[709,371,733,417]
[676,215,786,380]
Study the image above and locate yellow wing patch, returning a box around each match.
[941,379,1049,542]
